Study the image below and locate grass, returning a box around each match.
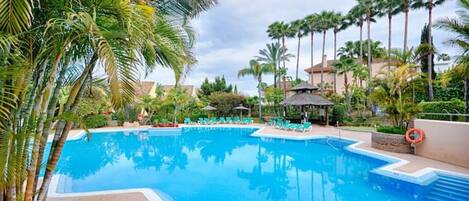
[340,126,376,133]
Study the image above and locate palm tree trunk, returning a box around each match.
[404,0,409,51]
[275,38,281,88]
[321,30,326,95]
[465,77,469,122]
[310,31,314,85]
[282,36,286,68]
[24,52,62,201]
[37,55,98,201]
[296,35,301,80]
[258,77,262,122]
[427,2,434,100]
[333,31,337,93]
[359,21,364,63]
[388,14,392,70]
[366,13,372,91]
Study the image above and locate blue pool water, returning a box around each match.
[54,127,432,201]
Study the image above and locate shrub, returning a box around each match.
[377,126,406,135]
[418,99,464,121]
[331,104,347,123]
[84,114,108,128]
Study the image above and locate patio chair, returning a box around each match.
[281,120,291,130]
[184,118,192,124]
[219,117,226,124]
[296,122,312,132]
[211,117,218,124]
[274,119,284,129]
[198,118,204,124]
[203,118,210,125]
[226,117,232,124]
[267,118,275,126]
[233,116,240,124]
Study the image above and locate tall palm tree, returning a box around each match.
[304,14,320,84]
[238,59,273,120]
[348,6,366,63]
[412,0,448,100]
[333,57,361,98]
[290,19,308,80]
[435,0,469,119]
[256,43,294,87]
[357,0,378,90]
[267,22,283,47]
[377,0,401,70]
[401,0,416,51]
[331,12,348,93]
[317,11,335,95]
[271,21,292,68]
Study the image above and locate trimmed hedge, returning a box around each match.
[84,114,108,128]
[377,126,406,135]
[418,99,464,121]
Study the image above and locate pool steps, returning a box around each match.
[425,175,469,201]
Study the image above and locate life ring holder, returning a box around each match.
[405,128,425,145]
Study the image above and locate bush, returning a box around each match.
[377,126,406,135]
[418,99,464,121]
[331,104,347,123]
[84,114,108,128]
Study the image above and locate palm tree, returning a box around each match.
[348,5,366,62]
[267,22,283,47]
[304,14,320,84]
[0,0,216,200]
[402,0,414,51]
[290,19,308,80]
[270,21,292,68]
[357,0,379,91]
[238,60,274,120]
[338,41,360,59]
[377,0,401,70]
[317,11,335,95]
[256,43,294,87]
[412,0,448,100]
[435,0,469,119]
[331,12,348,93]
[333,57,361,96]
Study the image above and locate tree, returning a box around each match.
[256,43,294,87]
[198,76,233,98]
[304,14,320,84]
[331,12,348,93]
[357,0,379,91]
[435,0,469,120]
[264,87,284,116]
[267,21,292,68]
[401,0,415,51]
[377,0,401,70]
[290,19,308,80]
[370,51,423,129]
[420,24,436,82]
[0,0,216,200]
[333,57,361,97]
[412,0,448,100]
[317,11,336,95]
[238,60,274,120]
[208,92,245,116]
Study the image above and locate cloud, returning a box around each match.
[146,0,459,95]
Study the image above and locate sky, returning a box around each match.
[146,0,460,95]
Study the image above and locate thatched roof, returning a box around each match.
[281,93,333,106]
[290,82,318,91]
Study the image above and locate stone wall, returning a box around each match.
[371,132,413,154]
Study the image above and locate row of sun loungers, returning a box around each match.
[267,118,312,132]
[184,117,254,125]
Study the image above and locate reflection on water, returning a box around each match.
[55,127,425,201]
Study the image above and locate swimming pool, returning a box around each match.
[51,127,467,201]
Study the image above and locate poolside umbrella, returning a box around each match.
[233,104,249,119]
[202,105,217,118]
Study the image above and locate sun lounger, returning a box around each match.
[219,117,226,124]
[296,122,312,132]
[184,118,192,124]
[233,116,240,124]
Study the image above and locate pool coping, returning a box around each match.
[47,125,469,201]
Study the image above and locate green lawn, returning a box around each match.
[340,126,376,133]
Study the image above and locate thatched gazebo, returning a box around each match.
[281,82,333,125]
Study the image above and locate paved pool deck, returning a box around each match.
[52,124,469,201]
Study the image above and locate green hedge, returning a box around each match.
[418,99,464,121]
[84,114,108,128]
[377,126,406,135]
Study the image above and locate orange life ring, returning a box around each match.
[405,128,425,144]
